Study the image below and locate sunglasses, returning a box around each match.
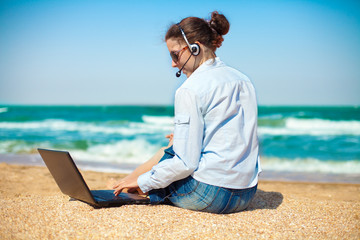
[170,46,189,63]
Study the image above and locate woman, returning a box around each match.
[112,11,261,214]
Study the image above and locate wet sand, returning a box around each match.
[1,163,359,239]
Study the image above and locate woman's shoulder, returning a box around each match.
[177,58,253,96]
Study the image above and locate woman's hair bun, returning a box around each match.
[209,11,230,36]
[165,10,230,51]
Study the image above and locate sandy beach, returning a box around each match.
[1,162,359,239]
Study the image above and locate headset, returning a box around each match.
[177,23,200,56]
[175,24,200,77]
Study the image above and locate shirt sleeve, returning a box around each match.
[138,88,204,193]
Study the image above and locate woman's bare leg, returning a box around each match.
[126,146,167,179]
[108,134,174,194]
[107,147,167,189]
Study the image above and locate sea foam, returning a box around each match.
[258,118,360,136]
[260,157,360,174]
[69,139,162,164]
[0,119,173,136]
[0,107,8,114]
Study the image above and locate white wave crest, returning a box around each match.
[261,157,360,174]
[0,140,40,154]
[142,115,174,125]
[71,139,161,164]
[258,118,360,136]
[0,119,173,136]
[0,107,8,114]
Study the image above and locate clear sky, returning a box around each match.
[0,0,359,106]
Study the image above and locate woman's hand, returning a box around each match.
[107,134,174,197]
[165,133,174,147]
[110,176,145,196]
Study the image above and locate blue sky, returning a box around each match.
[0,0,359,106]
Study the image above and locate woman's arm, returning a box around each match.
[137,88,204,193]
[110,134,173,195]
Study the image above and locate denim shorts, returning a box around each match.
[148,146,257,214]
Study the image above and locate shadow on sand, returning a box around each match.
[247,189,283,210]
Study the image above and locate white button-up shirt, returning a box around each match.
[138,57,261,193]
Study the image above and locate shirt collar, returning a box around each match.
[190,57,223,78]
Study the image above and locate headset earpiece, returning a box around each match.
[190,43,200,56]
[177,23,201,56]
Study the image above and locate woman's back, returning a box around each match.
[175,57,261,189]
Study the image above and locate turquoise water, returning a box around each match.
[0,105,359,174]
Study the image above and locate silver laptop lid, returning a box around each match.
[38,148,97,205]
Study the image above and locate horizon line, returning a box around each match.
[1,103,359,108]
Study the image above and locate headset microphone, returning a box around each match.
[176,54,192,77]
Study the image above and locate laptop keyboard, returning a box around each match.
[91,190,123,201]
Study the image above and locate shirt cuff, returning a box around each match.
[137,171,153,193]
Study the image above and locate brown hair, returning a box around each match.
[165,11,230,52]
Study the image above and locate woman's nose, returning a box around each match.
[171,60,177,68]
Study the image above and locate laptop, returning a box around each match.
[38,148,150,208]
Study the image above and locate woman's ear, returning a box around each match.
[195,41,202,49]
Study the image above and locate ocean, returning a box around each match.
[1,105,359,182]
